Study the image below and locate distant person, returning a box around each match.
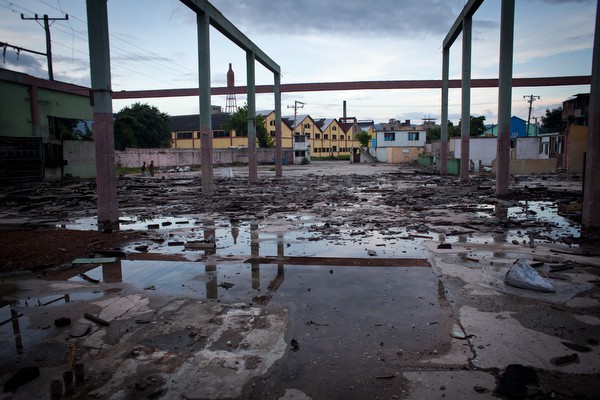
[141,161,147,177]
[149,160,155,177]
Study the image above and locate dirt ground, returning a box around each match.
[0,229,141,273]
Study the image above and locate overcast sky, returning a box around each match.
[1,0,596,125]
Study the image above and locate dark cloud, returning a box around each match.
[1,49,46,77]
[210,0,464,38]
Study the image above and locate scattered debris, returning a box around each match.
[561,341,592,353]
[218,282,235,289]
[375,375,395,379]
[72,257,117,264]
[306,320,329,327]
[79,273,100,284]
[551,353,580,366]
[54,317,71,327]
[505,259,555,293]
[42,294,70,306]
[69,323,91,338]
[83,313,110,327]
[290,338,300,351]
[473,385,489,393]
[450,330,466,339]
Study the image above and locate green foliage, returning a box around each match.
[355,130,372,147]
[426,121,460,143]
[114,103,172,150]
[541,107,562,132]
[50,117,93,141]
[224,105,273,148]
[459,115,486,137]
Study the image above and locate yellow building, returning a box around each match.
[170,112,365,159]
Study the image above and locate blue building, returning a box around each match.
[484,116,539,138]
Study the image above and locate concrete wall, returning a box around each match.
[0,79,92,140]
[452,137,497,166]
[387,146,423,163]
[491,158,557,175]
[115,148,292,169]
[0,81,31,137]
[515,137,543,160]
[64,140,96,178]
[567,125,587,175]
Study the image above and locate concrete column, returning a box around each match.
[582,0,600,228]
[441,46,450,175]
[460,15,472,182]
[197,10,213,195]
[274,73,283,177]
[496,0,515,196]
[86,0,119,231]
[247,51,257,183]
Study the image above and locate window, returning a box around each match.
[408,131,420,141]
[324,134,329,139]
[306,133,310,139]
[333,135,337,140]
[315,133,321,139]
[213,130,230,138]
[177,131,193,139]
[332,126,337,131]
[304,123,311,129]
[341,135,345,140]
[270,120,275,126]
[384,132,395,141]
[270,130,276,137]
[332,146,337,152]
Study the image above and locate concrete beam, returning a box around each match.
[443,0,484,49]
[197,10,213,195]
[496,0,515,196]
[247,51,257,183]
[111,76,592,99]
[582,0,600,228]
[460,15,472,183]
[441,47,449,175]
[180,0,280,74]
[86,0,119,231]
[274,73,283,177]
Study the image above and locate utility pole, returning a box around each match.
[287,100,305,135]
[523,94,540,136]
[21,13,69,80]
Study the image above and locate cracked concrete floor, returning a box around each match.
[1,161,599,399]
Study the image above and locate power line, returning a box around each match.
[20,12,68,80]
[523,94,540,136]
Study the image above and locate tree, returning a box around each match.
[458,115,486,137]
[541,107,562,133]
[223,105,273,148]
[113,103,171,150]
[355,130,372,147]
[426,121,460,143]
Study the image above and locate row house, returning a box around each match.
[170,110,368,164]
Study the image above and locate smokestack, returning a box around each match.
[343,101,347,119]
[227,63,234,88]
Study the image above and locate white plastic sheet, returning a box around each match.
[505,259,555,293]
